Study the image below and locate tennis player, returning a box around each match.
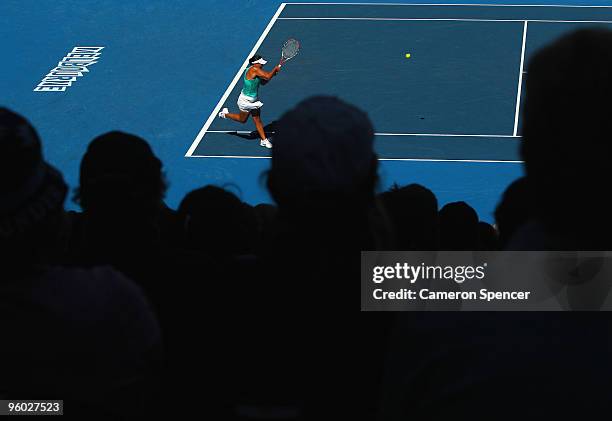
[219,54,280,149]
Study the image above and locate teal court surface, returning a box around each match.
[4,1,612,220]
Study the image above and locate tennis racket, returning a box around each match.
[279,38,300,67]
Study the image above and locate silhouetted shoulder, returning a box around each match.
[0,265,161,378]
[44,266,160,344]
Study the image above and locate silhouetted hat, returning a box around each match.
[271,96,376,196]
[0,108,67,237]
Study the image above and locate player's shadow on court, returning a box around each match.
[228,120,277,140]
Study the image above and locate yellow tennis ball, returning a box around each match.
[406,53,411,58]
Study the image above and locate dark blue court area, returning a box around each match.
[4,1,612,221]
[192,3,612,161]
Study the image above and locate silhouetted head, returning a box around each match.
[378,183,439,250]
[439,201,479,250]
[494,177,532,248]
[178,185,257,256]
[267,96,378,216]
[0,108,67,260]
[522,28,612,242]
[76,131,167,216]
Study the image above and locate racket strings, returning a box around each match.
[282,39,300,61]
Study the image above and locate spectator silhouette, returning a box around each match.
[0,108,162,418]
[520,28,612,249]
[68,131,223,417]
[378,183,439,250]
[477,221,499,250]
[68,131,180,310]
[233,96,391,419]
[439,201,478,250]
[267,96,385,253]
[74,131,169,245]
[177,185,257,258]
[380,29,612,421]
[494,176,531,249]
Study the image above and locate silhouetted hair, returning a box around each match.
[75,131,167,214]
[439,201,479,250]
[0,108,67,256]
[178,185,257,256]
[378,183,439,250]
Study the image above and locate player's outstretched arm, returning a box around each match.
[254,65,280,81]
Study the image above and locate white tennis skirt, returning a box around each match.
[237,92,264,112]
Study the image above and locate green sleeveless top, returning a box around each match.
[241,66,260,98]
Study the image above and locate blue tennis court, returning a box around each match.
[3,1,611,221]
[190,3,612,161]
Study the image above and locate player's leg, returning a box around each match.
[220,109,249,123]
[251,109,266,140]
[251,110,271,148]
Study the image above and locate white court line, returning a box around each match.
[278,17,612,23]
[375,132,521,137]
[285,3,612,7]
[185,3,287,157]
[378,158,522,163]
[192,155,272,159]
[206,130,522,138]
[514,20,528,137]
[190,154,523,163]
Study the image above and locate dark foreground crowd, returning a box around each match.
[2,29,612,420]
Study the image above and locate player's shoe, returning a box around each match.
[218,108,229,119]
[260,138,272,149]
